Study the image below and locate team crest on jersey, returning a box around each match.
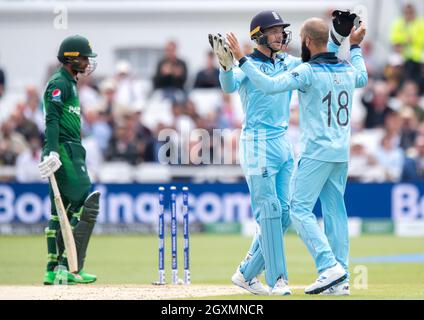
[333,73,342,85]
[52,89,61,101]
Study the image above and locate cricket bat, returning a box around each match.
[49,174,78,273]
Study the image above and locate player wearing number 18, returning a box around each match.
[226,17,368,295]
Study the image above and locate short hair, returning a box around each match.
[301,18,329,48]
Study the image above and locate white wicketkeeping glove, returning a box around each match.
[38,151,62,179]
[208,33,235,72]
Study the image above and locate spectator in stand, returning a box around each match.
[384,48,405,97]
[23,85,45,133]
[362,81,395,128]
[218,93,240,129]
[0,121,27,165]
[390,3,424,92]
[78,75,100,113]
[172,100,196,133]
[82,109,112,152]
[15,135,43,182]
[114,60,144,111]
[105,120,140,165]
[10,102,40,141]
[0,60,5,99]
[82,129,103,182]
[193,51,220,89]
[185,99,200,124]
[384,111,403,149]
[348,136,386,183]
[374,134,405,182]
[153,41,187,95]
[95,78,118,126]
[361,41,380,79]
[402,135,424,182]
[399,107,419,150]
[124,111,156,162]
[395,81,424,122]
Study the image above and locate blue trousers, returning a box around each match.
[290,158,349,276]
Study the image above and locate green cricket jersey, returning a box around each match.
[43,67,81,154]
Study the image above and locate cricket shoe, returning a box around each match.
[305,262,347,295]
[51,269,79,285]
[77,270,97,284]
[43,271,57,285]
[270,277,292,296]
[321,281,350,296]
[231,269,269,295]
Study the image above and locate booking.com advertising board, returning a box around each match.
[0,183,424,225]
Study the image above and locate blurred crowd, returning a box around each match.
[0,3,424,183]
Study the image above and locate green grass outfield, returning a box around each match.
[0,234,423,299]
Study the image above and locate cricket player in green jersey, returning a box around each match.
[40,35,100,285]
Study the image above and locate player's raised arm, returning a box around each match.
[226,32,311,94]
[328,9,361,54]
[209,33,245,93]
[349,23,368,88]
[218,67,246,93]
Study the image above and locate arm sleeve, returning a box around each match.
[290,56,302,68]
[44,80,68,154]
[350,45,368,88]
[327,38,340,55]
[239,59,312,94]
[219,67,246,93]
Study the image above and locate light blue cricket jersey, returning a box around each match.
[239,45,368,162]
[219,49,301,141]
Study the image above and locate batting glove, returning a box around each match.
[39,151,62,179]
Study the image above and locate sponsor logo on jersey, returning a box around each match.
[52,89,61,101]
[69,106,81,116]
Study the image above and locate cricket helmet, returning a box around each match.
[250,10,292,48]
[57,35,97,75]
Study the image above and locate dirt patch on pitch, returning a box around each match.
[0,284,252,300]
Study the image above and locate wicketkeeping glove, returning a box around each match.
[208,33,235,72]
[330,10,361,45]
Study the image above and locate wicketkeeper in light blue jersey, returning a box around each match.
[209,10,341,295]
[227,16,368,295]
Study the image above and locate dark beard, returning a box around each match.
[301,41,311,62]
